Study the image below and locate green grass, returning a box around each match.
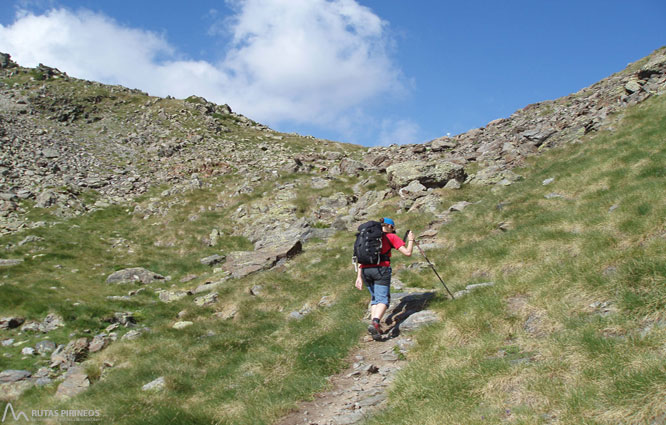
[2,67,665,424]
[361,94,666,425]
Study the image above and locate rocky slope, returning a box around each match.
[0,52,363,235]
[0,47,665,423]
[2,48,665,239]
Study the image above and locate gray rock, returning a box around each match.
[339,158,366,176]
[18,235,44,246]
[0,369,31,383]
[520,126,556,145]
[107,312,136,327]
[50,338,89,370]
[387,160,465,189]
[398,310,440,332]
[0,317,25,329]
[408,194,441,213]
[213,305,239,321]
[0,52,14,68]
[625,80,642,94]
[398,180,427,200]
[194,292,218,307]
[449,201,472,212]
[106,267,164,284]
[470,166,523,186]
[223,239,302,279]
[35,377,52,387]
[35,190,58,208]
[20,321,41,332]
[121,329,143,341]
[158,290,188,303]
[88,334,108,353]
[0,381,34,401]
[55,366,89,399]
[200,254,225,266]
[35,340,57,355]
[444,179,461,190]
[41,148,60,158]
[21,347,36,355]
[209,229,220,247]
[0,259,23,267]
[172,321,193,330]
[430,137,457,151]
[318,296,335,308]
[193,278,229,294]
[288,311,305,321]
[39,313,64,332]
[542,178,555,185]
[454,281,496,298]
[142,376,166,391]
[334,411,366,425]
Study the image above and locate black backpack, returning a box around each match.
[353,221,390,265]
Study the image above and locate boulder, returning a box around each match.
[223,238,302,279]
[200,254,225,266]
[339,158,365,176]
[35,190,58,208]
[106,267,164,284]
[158,290,188,303]
[378,292,437,338]
[88,334,109,353]
[398,310,441,333]
[398,180,427,200]
[0,316,25,329]
[55,366,89,399]
[50,338,89,370]
[408,194,441,214]
[387,161,466,189]
[469,166,523,186]
[519,126,556,146]
[0,52,15,68]
[430,137,457,151]
[444,179,461,190]
[39,313,64,332]
[0,370,31,383]
[0,381,33,401]
[194,292,218,307]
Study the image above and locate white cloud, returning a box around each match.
[0,1,404,137]
[378,118,422,146]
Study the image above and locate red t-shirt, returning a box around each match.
[360,232,405,268]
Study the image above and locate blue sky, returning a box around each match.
[1,0,664,146]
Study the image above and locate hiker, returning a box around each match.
[355,218,414,339]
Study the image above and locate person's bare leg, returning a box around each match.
[372,303,388,321]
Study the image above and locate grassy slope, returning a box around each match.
[365,95,666,424]
[0,81,664,424]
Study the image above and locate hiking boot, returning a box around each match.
[368,319,382,340]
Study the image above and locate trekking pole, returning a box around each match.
[405,230,455,299]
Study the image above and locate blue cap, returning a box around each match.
[382,217,395,226]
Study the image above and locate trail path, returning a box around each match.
[276,332,413,425]
[276,289,438,425]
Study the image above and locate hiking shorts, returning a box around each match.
[362,266,391,306]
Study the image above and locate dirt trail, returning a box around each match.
[275,332,413,425]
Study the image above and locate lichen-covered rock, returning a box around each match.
[106,267,164,284]
[55,366,89,399]
[387,161,466,189]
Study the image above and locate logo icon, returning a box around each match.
[1,403,29,422]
